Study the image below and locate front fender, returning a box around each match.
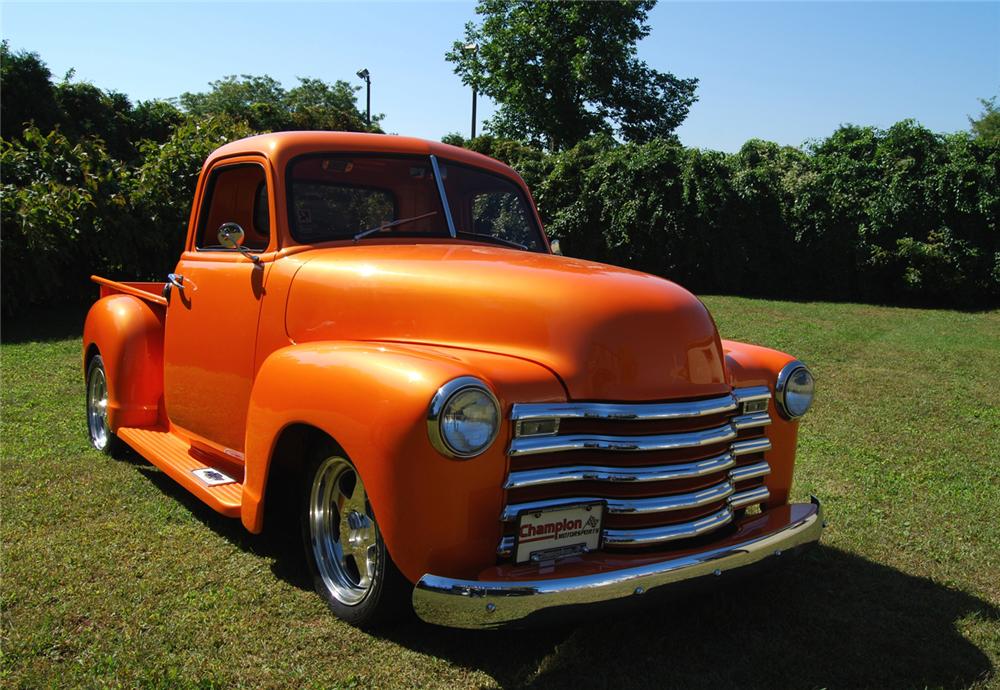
[723,339,801,508]
[82,294,165,430]
[242,341,565,584]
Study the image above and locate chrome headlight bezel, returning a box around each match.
[427,376,501,459]
[775,360,815,420]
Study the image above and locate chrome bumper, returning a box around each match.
[413,497,824,629]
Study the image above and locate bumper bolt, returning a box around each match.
[775,549,783,556]
[634,586,645,595]
[713,569,722,577]
[485,602,496,613]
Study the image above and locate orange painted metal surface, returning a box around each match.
[83,293,164,429]
[283,244,728,401]
[82,131,812,587]
[92,277,168,306]
[722,340,800,508]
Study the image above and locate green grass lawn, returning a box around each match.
[2,297,998,689]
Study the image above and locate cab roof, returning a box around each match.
[206,131,519,180]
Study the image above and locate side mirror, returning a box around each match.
[217,222,260,264]
[218,222,246,249]
[550,239,563,256]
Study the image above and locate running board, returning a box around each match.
[117,426,242,517]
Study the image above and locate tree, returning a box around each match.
[178,74,376,133]
[1,42,182,159]
[446,0,697,150]
[0,41,61,140]
[969,96,1000,147]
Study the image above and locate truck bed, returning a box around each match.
[91,276,168,307]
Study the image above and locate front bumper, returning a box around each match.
[413,497,824,629]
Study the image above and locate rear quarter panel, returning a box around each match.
[82,294,165,429]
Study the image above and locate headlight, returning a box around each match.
[776,361,815,419]
[427,377,500,458]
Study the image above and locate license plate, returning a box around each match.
[515,502,603,564]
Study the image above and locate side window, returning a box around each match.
[471,191,542,250]
[197,164,270,251]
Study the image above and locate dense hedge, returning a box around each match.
[2,43,997,317]
[1,118,253,316]
[465,125,999,307]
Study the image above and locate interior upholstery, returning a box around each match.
[197,164,270,250]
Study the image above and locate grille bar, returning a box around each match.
[496,485,773,556]
[501,481,734,521]
[504,451,736,490]
[509,412,769,456]
[602,506,734,546]
[510,386,771,425]
[729,460,771,483]
[504,434,771,490]
[508,412,771,457]
[728,485,770,509]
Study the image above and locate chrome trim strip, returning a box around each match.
[500,481,734,521]
[416,498,824,629]
[511,396,737,425]
[731,437,772,456]
[503,451,736,490]
[510,387,772,430]
[732,412,771,430]
[602,505,734,546]
[731,385,771,404]
[497,535,515,557]
[509,422,737,457]
[429,154,457,238]
[728,486,770,509]
[729,461,771,483]
[508,414,770,457]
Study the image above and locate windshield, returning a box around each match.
[286,154,546,250]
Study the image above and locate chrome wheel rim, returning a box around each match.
[309,456,380,606]
[87,366,110,450]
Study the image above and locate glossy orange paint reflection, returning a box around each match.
[284,244,728,401]
[82,132,813,586]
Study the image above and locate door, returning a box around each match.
[163,158,273,454]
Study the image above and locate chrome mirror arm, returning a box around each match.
[217,222,260,263]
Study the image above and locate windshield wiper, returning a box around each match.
[455,231,528,251]
[353,211,438,241]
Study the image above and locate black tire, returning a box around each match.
[299,444,411,628]
[85,355,123,456]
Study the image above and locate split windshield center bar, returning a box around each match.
[429,155,457,238]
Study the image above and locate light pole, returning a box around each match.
[462,43,478,139]
[356,68,371,127]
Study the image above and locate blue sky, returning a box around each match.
[2,1,998,151]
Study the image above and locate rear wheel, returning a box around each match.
[86,355,122,455]
[301,449,409,627]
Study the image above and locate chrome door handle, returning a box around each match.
[167,273,185,290]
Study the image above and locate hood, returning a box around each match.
[285,243,728,401]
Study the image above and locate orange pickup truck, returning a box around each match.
[83,131,822,629]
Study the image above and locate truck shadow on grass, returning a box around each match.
[386,547,997,689]
[121,450,996,690]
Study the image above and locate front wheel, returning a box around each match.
[86,355,122,455]
[301,450,409,627]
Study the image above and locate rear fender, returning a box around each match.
[723,339,800,508]
[82,294,165,429]
[242,341,564,584]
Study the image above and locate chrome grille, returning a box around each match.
[499,386,773,559]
